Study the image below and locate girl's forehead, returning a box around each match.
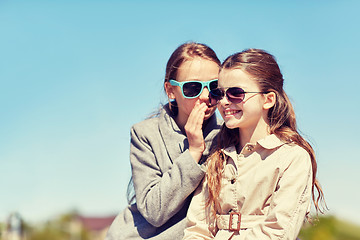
[219,68,248,78]
[219,68,257,88]
[176,58,219,81]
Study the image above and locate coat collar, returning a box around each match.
[257,134,285,149]
[223,134,285,159]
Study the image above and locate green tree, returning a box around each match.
[25,211,90,240]
[299,215,360,240]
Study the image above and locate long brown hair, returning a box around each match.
[206,48,326,217]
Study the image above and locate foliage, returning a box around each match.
[0,222,3,240]
[27,222,68,240]
[25,211,90,240]
[299,215,360,240]
[3,212,360,240]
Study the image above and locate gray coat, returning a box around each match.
[106,104,222,239]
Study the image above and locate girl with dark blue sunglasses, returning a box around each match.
[184,49,326,239]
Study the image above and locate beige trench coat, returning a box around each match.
[183,134,312,240]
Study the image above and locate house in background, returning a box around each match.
[1,213,116,240]
[69,215,116,240]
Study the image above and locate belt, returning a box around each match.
[216,212,266,231]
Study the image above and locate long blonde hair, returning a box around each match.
[206,49,326,217]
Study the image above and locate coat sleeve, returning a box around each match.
[231,147,313,240]
[130,125,206,227]
[183,178,216,240]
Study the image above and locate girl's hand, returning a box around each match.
[184,100,208,163]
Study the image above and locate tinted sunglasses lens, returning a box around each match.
[210,88,223,101]
[209,80,218,91]
[183,82,202,98]
[227,87,245,103]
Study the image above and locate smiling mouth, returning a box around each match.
[224,109,241,116]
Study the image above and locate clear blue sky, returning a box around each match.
[1,0,359,225]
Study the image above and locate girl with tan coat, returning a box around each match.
[183,49,325,240]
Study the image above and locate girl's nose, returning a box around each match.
[198,87,210,102]
[219,94,230,106]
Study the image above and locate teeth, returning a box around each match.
[225,110,240,115]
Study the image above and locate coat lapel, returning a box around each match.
[158,105,188,163]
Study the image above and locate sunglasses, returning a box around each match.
[169,79,218,99]
[210,87,268,104]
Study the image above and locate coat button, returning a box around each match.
[246,145,254,151]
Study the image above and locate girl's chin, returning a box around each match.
[224,120,240,129]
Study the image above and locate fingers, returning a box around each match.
[185,100,208,163]
[185,100,208,133]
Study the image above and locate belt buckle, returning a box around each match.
[229,212,241,231]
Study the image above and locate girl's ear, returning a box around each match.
[263,92,276,110]
[164,81,176,99]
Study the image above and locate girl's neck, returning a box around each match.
[175,114,187,133]
[238,118,270,150]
